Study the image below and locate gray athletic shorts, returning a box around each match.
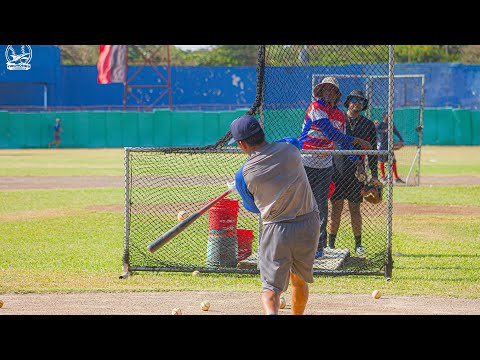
[259,211,320,294]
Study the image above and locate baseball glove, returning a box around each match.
[355,164,367,182]
[361,179,383,204]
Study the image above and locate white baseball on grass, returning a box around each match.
[372,290,381,299]
[172,308,182,315]
[192,270,201,277]
[279,296,286,309]
[201,301,210,311]
[177,210,188,222]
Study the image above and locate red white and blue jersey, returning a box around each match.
[298,99,358,169]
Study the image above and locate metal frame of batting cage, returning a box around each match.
[119,47,267,280]
[120,146,255,280]
[258,45,396,279]
[119,45,396,280]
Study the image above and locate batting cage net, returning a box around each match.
[122,45,398,279]
[310,73,424,186]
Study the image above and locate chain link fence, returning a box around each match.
[122,45,399,279]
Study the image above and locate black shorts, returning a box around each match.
[330,170,363,203]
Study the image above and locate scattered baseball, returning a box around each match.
[0,300,3,308]
[192,270,201,277]
[201,301,210,311]
[177,210,188,222]
[171,307,182,315]
[372,290,381,299]
[279,296,286,309]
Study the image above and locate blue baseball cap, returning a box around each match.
[228,115,263,145]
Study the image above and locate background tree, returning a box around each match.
[459,45,480,64]
[395,45,462,63]
[194,45,258,66]
[57,45,479,66]
[59,45,99,65]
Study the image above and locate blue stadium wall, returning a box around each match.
[1,45,480,147]
[0,45,257,110]
[0,46,61,108]
[1,45,480,110]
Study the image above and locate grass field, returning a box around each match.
[0,146,479,299]
[1,146,480,176]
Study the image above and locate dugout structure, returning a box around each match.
[121,45,398,280]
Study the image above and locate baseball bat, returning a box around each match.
[147,189,232,254]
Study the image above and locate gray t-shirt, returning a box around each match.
[242,142,318,224]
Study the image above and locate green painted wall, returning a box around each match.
[0,108,478,149]
[0,109,248,149]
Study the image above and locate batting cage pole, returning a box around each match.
[405,74,425,186]
[385,45,395,280]
[251,45,266,249]
[418,74,425,185]
[120,148,131,279]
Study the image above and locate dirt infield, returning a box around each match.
[2,291,480,315]
[2,174,479,315]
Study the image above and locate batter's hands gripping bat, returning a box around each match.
[147,188,233,254]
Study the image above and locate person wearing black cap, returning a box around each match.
[298,77,372,259]
[227,115,320,315]
[375,111,405,184]
[327,90,380,255]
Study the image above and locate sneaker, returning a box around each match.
[315,250,323,259]
[355,245,365,255]
[395,178,406,184]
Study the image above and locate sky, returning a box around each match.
[174,45,213,51]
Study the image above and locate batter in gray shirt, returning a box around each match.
[234,139,320,294]
[235,141,318,223]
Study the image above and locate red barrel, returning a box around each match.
[237,229,254,261]
[208,198,239,237]
[207,198,239,268]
